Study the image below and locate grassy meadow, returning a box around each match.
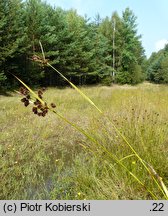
[0,82,168,199]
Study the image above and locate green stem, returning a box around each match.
[45,61,167,199]
[50,109,158,199]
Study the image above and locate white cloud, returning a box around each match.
[155,39,168,52]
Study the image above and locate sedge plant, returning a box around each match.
[13,41,168,200]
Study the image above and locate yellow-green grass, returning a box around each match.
[0,82,168,199]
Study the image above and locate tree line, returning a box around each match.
[1,0,166,90]
[146,44,168,83]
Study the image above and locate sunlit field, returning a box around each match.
[0,82,168,199]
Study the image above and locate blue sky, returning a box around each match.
[46,0,168,58]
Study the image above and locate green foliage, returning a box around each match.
[100,75,112,86]
[115,63,144,85]
[0,72,6,81]
[0,1,146,89]
[99,8,145,84]
[130,63,144,84]
[0,0,28,88]
[116,71,131,84]
[120,8,145,83]
[147,45,168,83]
[160,56,168,82]
[0,71,7,90]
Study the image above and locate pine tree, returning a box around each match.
[99,8,145,84]
[116,8,145,84]
[0,1,147,89]
[42,9,111,85]
[0,0,27,88]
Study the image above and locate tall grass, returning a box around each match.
[33,46,168,199]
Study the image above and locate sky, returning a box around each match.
[46,0,168,58]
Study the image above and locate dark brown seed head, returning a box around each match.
[19,87,28,95]
[42,87,46,92]
[20,87,29,96]
[32,107,38,114]
[24,100,29,107]
[26,95,30,99]
[37,104,42,109]
[42,112,46,117]
[42,109,48,115]
[50,103,56,108]
[21,97,27,103]
[40,107,44,112]
[44,109,48,114]
[34,99,40,106]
